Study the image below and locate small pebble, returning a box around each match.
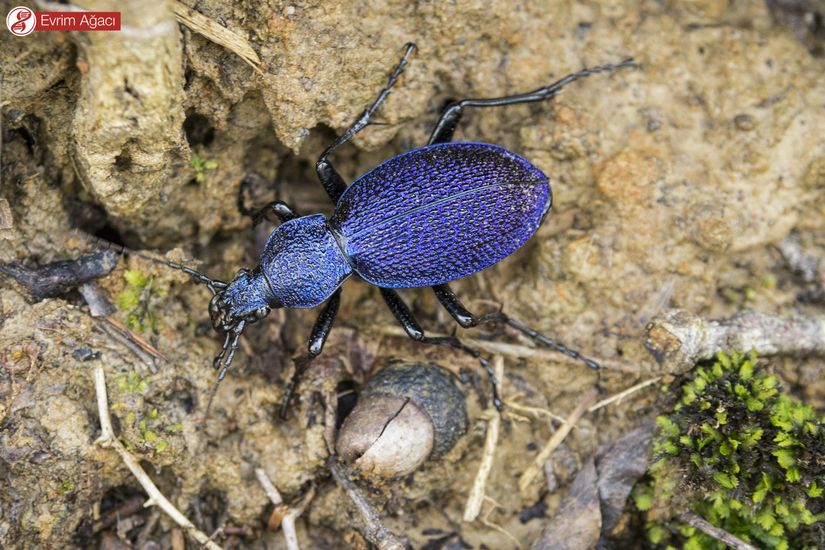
[72,348,101,361]
[734,113,756,131]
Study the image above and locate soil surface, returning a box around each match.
[1,0,824,548]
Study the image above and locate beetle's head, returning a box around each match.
[209,266,277,333]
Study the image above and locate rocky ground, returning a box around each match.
[1,0,824,548]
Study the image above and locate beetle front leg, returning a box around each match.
[380,288,502,410]
[237,174,299,226]
[432,283,601,371]
[279,289,342,418]
[315,43,417,204]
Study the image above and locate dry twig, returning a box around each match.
[255,468,314,550]
[171,1,262,72]
[646,309,825,374]
[464,356,504,522]
[92,364,223,550]
[376,325,637,373]
[503,396,568,425]
[588,377,661,413]
[678,512,759,550]
[518,387,598,498]
[480,496,523,550]
[94,316,166,373]
[329,460,406,550]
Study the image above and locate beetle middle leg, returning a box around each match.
[379,287,502,409]
[279,289,342,418]
[315,43,417,204]
[433,283,601,371]
[427,59,635,145]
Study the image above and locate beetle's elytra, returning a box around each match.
[140,43,635,414]
[224,143,549,313]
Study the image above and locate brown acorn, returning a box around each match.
[335,362,468,478]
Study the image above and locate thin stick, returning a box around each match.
[92,364,223,550]
[94,320,156,369]
[481,496,523,550]
[255,468,285,507]
[464,356,504,522]
[328,461,406,550]
[170,1,262,73]
[282,488,315,550]
[504,398,568,425]
[375,326,637,373]
[678,512,758,550]
[102,316,167,361]
[587,377,661,413]
[255,468,309,550]
[518,387,598,497]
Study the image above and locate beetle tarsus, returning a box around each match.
[434,283,602,370]
[428,57,636,145]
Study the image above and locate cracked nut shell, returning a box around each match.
[335,362,468,478]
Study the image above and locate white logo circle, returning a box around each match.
[6,6,36,36]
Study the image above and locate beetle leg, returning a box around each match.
[202,320,247,422]
[237,173,298,226]
[216,320,246,382]
[432,283,601,371]
[251,202,298,227]
[212,330,232,371]
[380,287,502,410]
[428,58,636,145]
[315,43,417,204]
[279,289,342,418]
[432,283,477,328]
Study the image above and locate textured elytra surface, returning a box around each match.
[331,143,550,287]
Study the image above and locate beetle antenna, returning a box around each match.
[77,231,227,294]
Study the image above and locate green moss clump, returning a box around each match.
[58,480,75,494]
[116,371,149,394]
[115,269,165,333]
[190,151,218,183]
[635,351,825,549]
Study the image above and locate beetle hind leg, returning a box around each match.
[427,58,636,145]
[380,287,502,410]
[433,283,602,371]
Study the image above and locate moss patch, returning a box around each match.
[635,351,825,549]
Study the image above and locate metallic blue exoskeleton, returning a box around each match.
[173,43,634,415]
[220,142,549,316]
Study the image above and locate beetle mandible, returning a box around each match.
[153,43,635,415]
